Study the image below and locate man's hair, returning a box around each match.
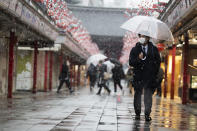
[99,60,103,64]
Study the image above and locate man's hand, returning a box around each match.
[139,52,144,60]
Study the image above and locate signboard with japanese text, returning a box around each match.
[15,1,23,16]
[21,6,27,22]
[0,0,58,41]
[27,10,33,25]
[31,14,38,28]
[24,7,33,25]
[39,21,45,32]
[0,0,9,8]
[166,0,197,28]
[34,16,40,29]
[9,0,17,11]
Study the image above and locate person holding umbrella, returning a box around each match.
[96,60,111,95]
[86,63,98,92]
[129,33,161,121]
[121,15,173,122]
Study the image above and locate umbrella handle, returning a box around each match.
[142,56,146,61]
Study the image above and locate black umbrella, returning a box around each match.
[109,58,121,66]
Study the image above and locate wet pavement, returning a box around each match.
[0,83,197,131]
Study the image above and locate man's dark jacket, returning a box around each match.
[112,66,125,82]
[87,64,97,82]
[98,64,107,79]
[129,42,161,86]
[59,64,69,80]
[97,64,107,85]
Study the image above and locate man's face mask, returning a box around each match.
[139,37,146,44]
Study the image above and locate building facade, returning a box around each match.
[159,0,197,104]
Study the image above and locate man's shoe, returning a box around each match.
[122,89,125,95]
[69,90,74,94]
[57,90,60,93]
[108,90,111,95]
[135,115,140,120]
[145,115,152,122]
[96,92,101,95]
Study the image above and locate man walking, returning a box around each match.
[129,34,161,121]
[86,63,97,91]
[57,61,73,94]
[96,60,111,95]
[112,64,125,94]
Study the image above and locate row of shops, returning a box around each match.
[159,0,197,104]
[0,0,89,98]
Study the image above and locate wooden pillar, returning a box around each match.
[77,65,81,86]
[182,33,189,104]
[59,52,63,72]
[164,55,168,98]
[49,52,53,91]
[32,41,38,93]
[85,66,88,87]
[75,64,78,87]
[69,59,73,88]
[73,64,76,87]
[171,45,176,99]
[7,31,17,98]
[44,51,48,92]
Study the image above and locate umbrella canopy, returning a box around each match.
[120,16,174,41]
[86,54,107,66]
[103,60,115,73]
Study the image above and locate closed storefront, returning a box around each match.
[16,50,33,90]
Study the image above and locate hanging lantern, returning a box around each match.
[33,0,99,55]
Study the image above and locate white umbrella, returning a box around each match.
[103,60,115,73]
[86,54,107,66]
[120,16,174,41]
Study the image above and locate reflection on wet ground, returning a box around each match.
[0,85,197,131]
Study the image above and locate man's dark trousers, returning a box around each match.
[134,81,153,116]
[57,79,71,91]
[114,80,123,92]
[97,80,110,94]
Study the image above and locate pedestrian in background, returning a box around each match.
[126,66,134,94]
[96,60,111,95]
[111,64,125,95]
[86,63,97,92]
[57,61,73,94]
